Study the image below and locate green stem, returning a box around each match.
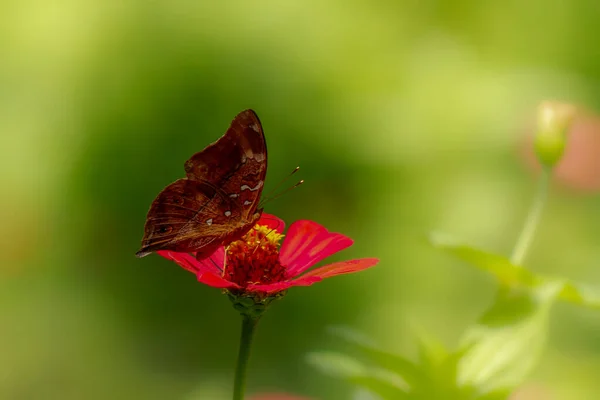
[510,167,552,266]
[232,316,259,400]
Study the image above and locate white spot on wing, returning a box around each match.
[206,219,213,226]
[229,193,239,198]
[243,200,252,206]
[240,181,263,192]
[224,211,231,217]
[250,123,259,132]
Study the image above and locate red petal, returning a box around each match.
[156,250,215,273]
[258,213,286,233]
[296,258,379,281]
[204,247,225,270]
[280,220,353,278]
[157,250,224,275]
[284,275,323,287]
[247,275,323,293]
[196,270,239,289]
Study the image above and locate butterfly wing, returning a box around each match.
[136,179,236,257]
[184,109,267,220]
[136,109,268,259]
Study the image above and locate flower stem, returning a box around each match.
[510,166,552,266]
[232,315,259,400]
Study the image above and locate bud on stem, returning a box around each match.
[534,101,577,167]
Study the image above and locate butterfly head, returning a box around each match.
[250,208,263,226]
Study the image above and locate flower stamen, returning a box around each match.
[224,224,286,291]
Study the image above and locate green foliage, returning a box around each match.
[428,233,600,310]
[308,326,512,400]
[307,351,409,399]
[457,284,560,393]
[309,233,600,399]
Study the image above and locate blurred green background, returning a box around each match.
[2,0,600,399]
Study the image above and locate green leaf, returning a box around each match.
[306,351,408,399]
[415,334,477,400]
[475,389,512,400]
[428,232,535,286]
[350,376,411,399]
[313,329,492,400]
[457,282,561,393]
[428,232,600,310]
[477,287,538,327]
[327,326,424,388]
[307,351,366,378]
[415,330,450,369]
[550,279,600,309]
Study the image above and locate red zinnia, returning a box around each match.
[157,214,378,296]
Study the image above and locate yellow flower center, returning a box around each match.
[224,224,286,290]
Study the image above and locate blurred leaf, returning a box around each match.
[306,352,408,399]
[457,282,562,393]
[307,351,366,378]
[328,326,424,387]
[352,389,381,400]
[416,330,450,369]
[477,288,537,327]
[554,280,600,309]
[312,326,521,399]
[428,232,535,286]
[415,334,478,400]
[328,326,379,347]
[475,389,513,400]
[350,377,410,399]
[428,232,600,310]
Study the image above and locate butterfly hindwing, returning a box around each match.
[136,179,235,257]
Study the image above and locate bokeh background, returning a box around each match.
[2,1,600,399]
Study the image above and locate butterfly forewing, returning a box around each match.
[136,109,268,260]
[184,110,267,221]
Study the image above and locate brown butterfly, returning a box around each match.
[136,109,267,260]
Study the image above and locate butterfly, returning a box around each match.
[136,109,267,260]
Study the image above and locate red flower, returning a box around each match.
[157,214,378,296]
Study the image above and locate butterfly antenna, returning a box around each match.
[258,214,285,232]
[259,166,301,207]
[208,254,223,273]
[260,180,304,207]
